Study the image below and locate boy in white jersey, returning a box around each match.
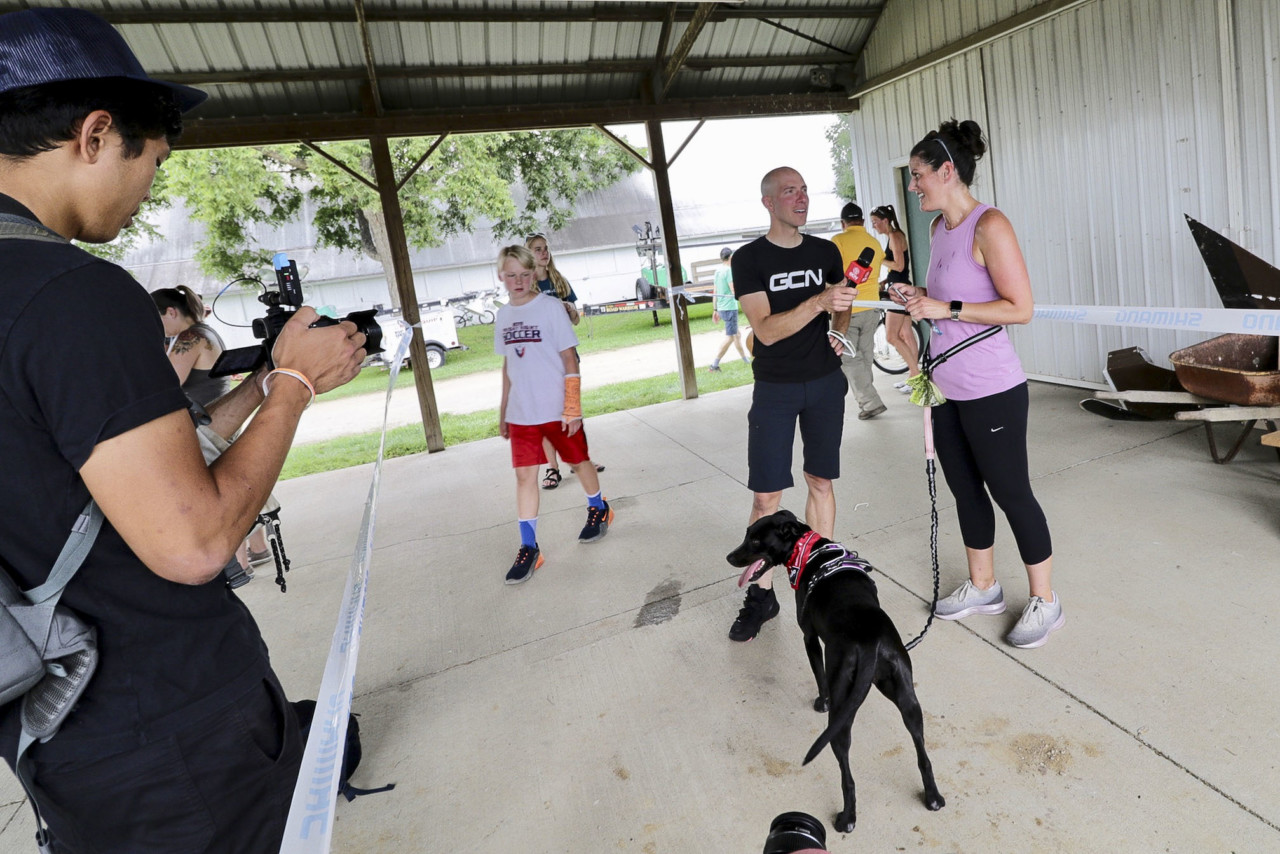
[494,245,613,584]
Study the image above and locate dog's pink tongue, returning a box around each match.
[738,558,766,588]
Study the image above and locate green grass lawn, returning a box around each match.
[280,356,752,479]
[317,301,721,402]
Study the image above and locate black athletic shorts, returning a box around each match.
[747,367,847,493]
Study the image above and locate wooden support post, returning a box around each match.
[645,119,698,400]
[369,135,446,452]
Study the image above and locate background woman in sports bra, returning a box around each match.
[869,204,920,392]
[895,119,1063,650]
[152,285,228,407]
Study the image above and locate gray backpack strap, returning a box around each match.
[0,215,68,245]
[3,215,93,851]
[24,502,103,605]
[12,500,103,854]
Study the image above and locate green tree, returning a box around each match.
[825,116,857,201]
[119,129,641,305]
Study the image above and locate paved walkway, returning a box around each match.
[3,382,1278,852]
[294,327,751,444]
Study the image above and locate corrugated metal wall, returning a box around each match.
[1235,0,1280,265]
[864,0,1044,73]
[849,0,1279,386]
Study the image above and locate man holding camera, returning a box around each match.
[0,9,366,852]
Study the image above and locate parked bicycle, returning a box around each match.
[448,288,505,326]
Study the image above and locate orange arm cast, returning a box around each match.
[563,374,582,419]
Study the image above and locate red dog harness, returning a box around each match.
[786,531,823,589]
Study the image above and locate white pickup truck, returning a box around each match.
[374,307,463,370]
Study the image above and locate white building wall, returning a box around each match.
[848,53,990,220]
[849,0,1277,387]
[1234,0,1280,265]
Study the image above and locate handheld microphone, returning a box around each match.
[844,247,876,286]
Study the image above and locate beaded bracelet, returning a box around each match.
[261,367,316,409]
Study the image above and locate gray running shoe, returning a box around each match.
[1006,595,1065,648]
[933,579,1006,620]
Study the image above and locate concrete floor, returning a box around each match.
[3,380,1278,853]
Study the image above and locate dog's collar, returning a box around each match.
[786,531,823,589]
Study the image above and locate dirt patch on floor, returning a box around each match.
[1009,733,1073,776]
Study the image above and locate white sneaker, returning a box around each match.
[933,580,1006,620]
[1006,594,1065,648]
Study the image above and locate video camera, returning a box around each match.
[210,253,383,378]
[762,812,828,853]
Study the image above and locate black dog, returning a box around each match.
[726,510,944,832]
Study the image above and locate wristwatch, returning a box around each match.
[950,300,963,321]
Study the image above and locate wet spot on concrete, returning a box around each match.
[980,715,1011,736]
[1008,733,1073,776]
[761,752,798,777]
[634,578,683,627]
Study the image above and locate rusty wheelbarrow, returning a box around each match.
[1167,334,1280,463]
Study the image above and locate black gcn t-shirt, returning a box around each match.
[732,233,846,383]
[0,196,270,762]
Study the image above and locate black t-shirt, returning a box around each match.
[731,233,845,383]
[0,195,270,761]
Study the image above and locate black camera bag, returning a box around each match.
[291,699,395,802]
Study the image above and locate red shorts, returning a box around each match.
[508,422,590,469]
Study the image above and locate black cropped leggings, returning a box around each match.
[931,382,1052,565]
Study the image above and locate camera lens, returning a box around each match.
[763,811,827,854]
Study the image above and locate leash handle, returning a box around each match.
[922,406,936,462]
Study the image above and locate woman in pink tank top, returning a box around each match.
[890,119,1064,650]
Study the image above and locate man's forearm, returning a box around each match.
[204,368,267,440]
[751,296,823,346]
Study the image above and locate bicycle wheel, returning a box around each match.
[480,309,495,325]
[872,312,912,375]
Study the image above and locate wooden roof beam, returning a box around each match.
[13,6,883,26]
[166,53,856,87]
[178,92,858,150]
[658,3,716,101]
[352,0,384,116]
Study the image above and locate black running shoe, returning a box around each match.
[729,584,780,642]
[505,545,543,585]
[578,502,614,543]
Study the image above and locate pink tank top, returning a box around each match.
[924,203,1026,400]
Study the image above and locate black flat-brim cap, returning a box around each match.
[0,7,207,112]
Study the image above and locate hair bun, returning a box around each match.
[942,118,986,162]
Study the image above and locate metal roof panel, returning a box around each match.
[41,1,877,142]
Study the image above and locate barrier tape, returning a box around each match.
[846,300,1280,335]
[279,320,414,854]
